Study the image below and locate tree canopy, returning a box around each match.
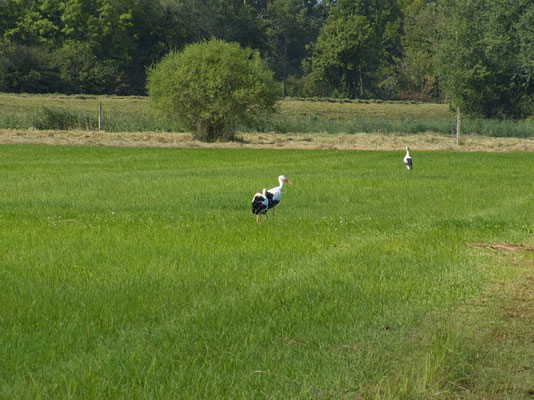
[437,0,534,118]
[0,0,532,118]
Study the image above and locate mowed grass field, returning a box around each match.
[1,144,534,399]
[2,92,533,137]
[0,92,450,134]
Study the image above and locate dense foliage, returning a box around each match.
[147,39,279,142]
[437,0,534,118]
[0,0,533,118]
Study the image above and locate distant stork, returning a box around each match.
[404,146,413,170]
[251,175,293,224]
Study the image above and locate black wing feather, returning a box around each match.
[251,195,268,214]
[265,190,279,209]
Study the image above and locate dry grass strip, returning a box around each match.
[468,242,534,253]
[1,129,534,152]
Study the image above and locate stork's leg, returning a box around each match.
[256,214,260,224]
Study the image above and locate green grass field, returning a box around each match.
[1,145,533,399]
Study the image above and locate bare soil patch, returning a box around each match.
[469,242,534,252]
[1,129,534,151]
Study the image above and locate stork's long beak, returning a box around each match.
[285,178,293,185]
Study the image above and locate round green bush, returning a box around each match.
[147,38,280,142]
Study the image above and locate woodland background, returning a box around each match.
[1,0,533,118]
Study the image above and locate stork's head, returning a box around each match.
[405,146,410,151]
[279,175,293,185]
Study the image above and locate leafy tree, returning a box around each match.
[212,0,265,49]
[482,0,534,117]
[436,1,483,116]
[0,1,19,44]
[51,41,118,94]
[156,0,218,48]
[437,0,534,118]
[0,0,143,94]
[147,39,280,142]
[157,0,265,51]
[305,13,374,98]
[119,0,169,94]
[304,0,403,98]
[263,0,324,96]
[335,0,403,97]
[517,3,534,114]
[0,0,63,46]
[397,0,442,100]
[0,44,61,93]
[60,0,135,67]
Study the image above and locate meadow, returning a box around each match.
[1,92,533,138]
[1,144,533,399]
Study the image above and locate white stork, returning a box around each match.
[251,175,293,224]
[403,146,413,170]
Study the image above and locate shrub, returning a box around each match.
[146,38,280,142]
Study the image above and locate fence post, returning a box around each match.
[456,107,460,145]
[98,102,103,131]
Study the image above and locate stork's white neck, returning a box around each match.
[277,176,285,190]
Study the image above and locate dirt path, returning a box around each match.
[1,129,534,151]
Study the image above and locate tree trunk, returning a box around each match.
[283,36,287,97]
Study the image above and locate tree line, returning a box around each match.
[1,0,533,118]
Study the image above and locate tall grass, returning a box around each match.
[241,114,457,135]
[1,93,533,137]
[0,107,186,132]
[1,145,533,398]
